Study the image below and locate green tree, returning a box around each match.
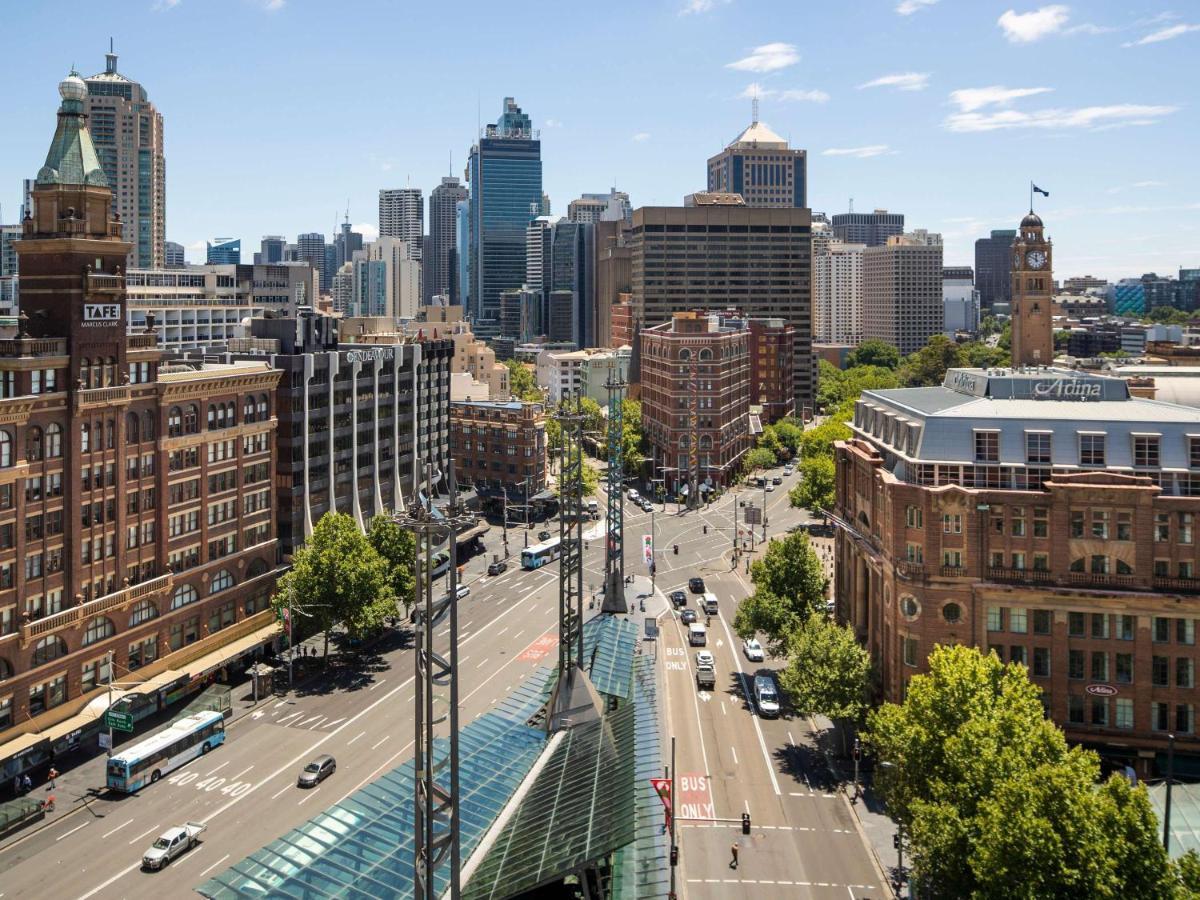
[773,420,804,457]
[732,531,828,653]
[620,398,645,476]
[900,335,969,387]
[846,339,901,370]
[962,341,1010,369]
[778,618,871,726]
[557,459,599,498]
[272,512,396,657]
[998,321,1012,352]
[816,361,900,411]
[1054,329,1072,350]
[505,359,542,401]
[1143,305,1193,326]
[365,514,416,612]
[790,454,835,511]
[1176,850,1200,896]
[745,447,776,473]
[979,315,1000,338]
[798,418,851,460]
[757,424,785,460]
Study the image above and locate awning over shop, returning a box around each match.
[177,622,280,682]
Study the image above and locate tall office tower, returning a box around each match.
[974,228,1017,313]
[525,216,555,327]
[378,188,423,255]
[20,178,36,221]
[942,266,980,336]
[331,262,354,313]
[1010,212,1054,367]
[260,235,287,265]
[593,220,631,348]
[83,47,165,268]
[629,204,814,412]
[813,240,865,344]
[364,236,421,319]
[832,209,904,247]
[707,114,807,208]
[550,219,596,347]
[568,188,632,224]
[427,176,468,304]
[334,216,363,269]
[455,199,469,307]
[862,233,944,355]
[540,193,552,216]
[296,232,329,292]
[206,238,241,265]
[467,97,543,322]
[163,240,185,268]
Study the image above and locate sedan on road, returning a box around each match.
[669,590,687,607]
[743,638,765,662]
[298,754,336,788]
[688,577,706,594]
[538,530,552,542]
[680,608,698,625]
[765,483,776,492]
[487,560,508,576]
[456,585,471,600]
[641,499,654,512]
[695,650,715,668]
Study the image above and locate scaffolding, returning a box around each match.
[602,375,627,614]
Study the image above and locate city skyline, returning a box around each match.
[0,1,1196,281]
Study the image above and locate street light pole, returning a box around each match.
[106,649,114,756]
[1164,732,1176,851]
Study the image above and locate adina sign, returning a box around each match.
[1032,379,1102,401]
[1086,683,1118,697]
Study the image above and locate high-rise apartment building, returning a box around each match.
[831,209,903,247]
[942,266,980,336]
[83,48,165,268]
[206,238,241,265]
[525,217,554,299]
[707,117,807,208]
[258,236,286,265]
[378,189,423,259]
[550,219,596,348]
[427,177,468,304]
[1010,213,1054,367]
[362,237,420,319]
[629,205,814,413]
[567,189,632,224]
[467,98,543,323]
[814,240,865,345]
[974,229,1017,313]
[295,232,329,293]
[862,233,944,355]
[0,225,20,277]
[163,241,185,268]
[333,218,362,270]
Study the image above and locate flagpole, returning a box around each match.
[1029,180,1033,213]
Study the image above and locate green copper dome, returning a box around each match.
[35,71,109,188]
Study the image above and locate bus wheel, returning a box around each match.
[201,742,210,754]
[151,770,161,783]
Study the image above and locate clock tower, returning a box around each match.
[1010,211,1054,368]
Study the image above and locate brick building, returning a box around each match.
[747,317,795,424]
[450,400,547,510]
[640,311,751,495]
[835,366,1200,775]
[0,74,282,770]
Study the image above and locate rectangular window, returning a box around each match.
[905,505,923,529]
[1182,513,1194,545]
[1116,511,1133,542]
[1033,647,1051,677]
[1091,697,1109,726]
[1011,507,1026,537]
[1133,435,1161,468]
[1033,553,1049,571]
[1153,702,1169,731]
[1069,612,1086,637]
[1011,552,1026,570]
[1091,651,1108,682]
[1010,608,1028,634]
[1091,510,1109,540]
[1025,432,1051,464]
[1070,511,1085,539]
[974,431,999,462]
[1115,698,1134,730]
[903,636,918,667]
[1080,433,1106,467]
[1117,615,1135,641]
[1068,695,1085,724]
[942,550,962,568]
[905,543,923,564]
[1068,649,1085,680]
[1091,614,1110,640]
[1033,507,1049,538]
[1192,437,1200,469]
[1177,658,1194,689]
[987,607,1003,632]
[1116,653,1133,684]
[1009,645,1027,666]
[1154,617,1171,643]
[1178,705,1195,734]
[1153,656,1169,686]
[942,514,962,534]
[1156,514,1171,542]
[1033,609,1052,635]
[1179,619,1196,645]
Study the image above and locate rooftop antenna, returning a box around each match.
[849,197,855,213]
[751,92,759,125]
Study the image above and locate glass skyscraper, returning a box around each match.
[467,98,543,323]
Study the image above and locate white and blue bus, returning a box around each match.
[105,710,226,793]
[521,537,562,570]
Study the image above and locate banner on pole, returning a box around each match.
[643,534,653,566]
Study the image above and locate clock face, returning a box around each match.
[1026,250,1047,270]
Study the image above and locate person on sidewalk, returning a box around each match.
[730,843,739,869]
[47,767,58,789]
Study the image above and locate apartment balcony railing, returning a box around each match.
[0,338,68,357]
[20,573,174,646]
[1064,572,1138,590]
[940,566,969,578]
[127,333,158,349]
[988,567,1053,585]
[895,561,925,580]
[1154,576,1200,595]
[75,385,130,410]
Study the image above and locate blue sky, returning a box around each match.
[2,0,1196,280]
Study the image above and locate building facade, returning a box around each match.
[427,177,468,305]
[163,241,185,268]
[747,317,796,424]
[295,233,329,294]
[862,234,944,355]
[206,238,241,266]
[378,189,423,263]
[943,266,980,336]
[835,367,1200,774]
[640,312,751,493]
[831,210,903,247]
[814,240,864,345]
[83,48,165,269]
[975,229,1016,313]
[707,119,806,208]
[1010,213,1055,367]
[567,189,632,224]
[629,205,813,414]
[449,400,547,507]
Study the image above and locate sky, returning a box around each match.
[2,0,1197,281]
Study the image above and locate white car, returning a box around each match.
[695,650,715,668]
[783,465,794,476]
[765,483,776,492]
[743,638,764,662]
[456,585,470,600]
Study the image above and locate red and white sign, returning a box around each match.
[517,634,557,663]
[651,777,672,828]
[1086,683,1118,697]
[676,773,714,822]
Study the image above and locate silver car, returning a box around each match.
[298,754,336,788]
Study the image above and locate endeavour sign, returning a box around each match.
[345,347,396,364]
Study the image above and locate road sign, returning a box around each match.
[105,710,134,733]
[744,506,762,526]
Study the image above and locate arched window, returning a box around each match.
[82,616,115,646]
[80,358,90,387]
[207,404,218,430]
[27,426,42,462]
[143,411,156,441]
[1070,558,1086,572]
[698,348,713,361]
[31,635,68,668]
[699,435,713,450]
[128,599,158,627]
[246,558,270,579]
[45,424,62,458]
[184,404,199,434]
[167,407,182,438]
[0,656,12,681]
[227,402,236,426]
[171,584,199,610]
[243,396,256,423]
[257,394,269,420]
[679,348,692,361]
[0,430,14,467]
[210,569,235,595]
[126,413,139,445]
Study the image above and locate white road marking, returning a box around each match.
[270,784,292,800]
[204,760,230,776]
[297,787,320,805]
[320,717,346,730]
[497,627,509,636]
[368,678,387,691]
[371,735,390,751]
[717,613,781,796]
[730,745,739,766]
[347,730,367,745]
[787,731,796,747]
[295,715,323,729]
[273,700,288,710]
[276,711,302,725]
[336,739,415,803]
[198,853,231,879]
[475,658,489,669]
[102,818,134,838]
[229,766,254,782]
[55,821,89,841]
[127,824,159,845]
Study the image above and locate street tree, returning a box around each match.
[756,424,785,461]
[773,420,803,457]
[778,618,870,739]
[798,417,851,460]
[816,361,899,412]
[271,512,396,658]
[846,339,901,370]
[900,334,968,387]
[790,455,835,511]
[366,514,417,612]
[505,359,542,401]
[745,447,776,473]
[733,531,827,654]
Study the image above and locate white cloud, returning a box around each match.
[679,0,728,13]
[263,0,285,10]
[1106,180,1167,194]
[152,0,180,9]
[949,85,1054,112]
[726,43,800,73]
[740,83,829,103]
[944,103,1178,132]
[1124,23,1200,46]
[997,5,1070,43]
[896,0,938,15]
[858,72,930,91]
[355,223,379,241]
[632,132,651,142]
[1065,22,1117,35]
[822,145,893,158]
[543,118,563,128]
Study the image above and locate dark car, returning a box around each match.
[681,608,698,624]
[298,754,336,788]
[772,476,783,485]
[669,590,687,608]
[538,530,552,542]
[688,577,706,594]
[487,560,508,576]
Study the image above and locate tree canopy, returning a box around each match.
[505,359,542,401]
[899,334,969,387]
[365,514,416,611]
[777,617,870,723]
[745,447,777,473]
[789,454,835,512]
[1143,305,1194,326]
[732,531,828,654]
[846,339,901,370]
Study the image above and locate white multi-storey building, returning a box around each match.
[814,239,865,344]
[378,189,423,261]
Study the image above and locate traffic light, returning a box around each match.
[893,834,901,850]
[853,737,861,761]
[741,813,751,835]
[670,845,679,866]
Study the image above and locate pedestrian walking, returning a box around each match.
[730,842,739,869]
[21,774,32,794]
[47,767,58,789]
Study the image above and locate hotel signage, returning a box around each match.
[1032,379,1102,401]
[346,347,396,364]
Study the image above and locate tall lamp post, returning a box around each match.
[877,760,906,893]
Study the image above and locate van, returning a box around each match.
[702,592,719,615]
[587,499,599,518]
[753,675,780,718]
[688,623,707,646]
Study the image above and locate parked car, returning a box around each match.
[538,530,552,541]
[680,608,698,625]
[298,754,336,788]
[688,576,706,594]
[753,675,781,718]
[743,638,765,662]
[641,499,654,512]
[695,650,715,668]
[487,560,508,576]
[456,585,471,600]
[142,823,206,871]
[627,489,641,502]
[669,590,687,608]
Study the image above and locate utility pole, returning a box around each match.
[602,374,627,614]
[1164,732,1176,851]
[106,649,114,757]
[669,736,677,900]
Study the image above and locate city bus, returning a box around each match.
[106,710,226,793]
[521,537,562,570]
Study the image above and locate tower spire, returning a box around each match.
[105,38,117,75]
[751,93,759,125]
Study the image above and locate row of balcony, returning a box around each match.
[896,561,1200,595]
[18,573,174,645]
